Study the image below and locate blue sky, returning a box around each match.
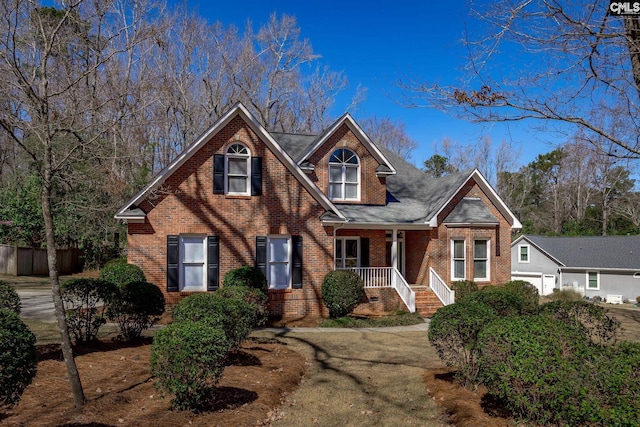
[176,1,558,168]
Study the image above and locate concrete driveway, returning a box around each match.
[17,290,57,323]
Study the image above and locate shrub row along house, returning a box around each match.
[115,103,521,317]
[512,234,640,302]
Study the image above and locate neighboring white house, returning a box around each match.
[511,235,640,301]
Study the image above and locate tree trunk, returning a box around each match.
[42,152,86,408]
[624,16,640,100]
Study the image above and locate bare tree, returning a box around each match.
[0,0,161,406]
[360,115,418,159]
[399,1,640,158]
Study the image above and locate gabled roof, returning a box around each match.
[444,198,499,225]
[295,113,397,175]
[513,235,640,270]
[115,103,345,221]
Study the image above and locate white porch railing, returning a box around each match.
[429,267,455,305]
[340,267,415,313]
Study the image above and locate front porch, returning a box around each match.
[340,266,455,317]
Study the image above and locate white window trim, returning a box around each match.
[267,235,292,290]
[334,237,360,269]
[451,239,466,280]
[586,271,600,290]
[474,239,490,282]
[179,235,207,292]
[518,244,530,263]
[328,149,361,201]
[225,143,251,196]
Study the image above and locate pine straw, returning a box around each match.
[1,337,306,427]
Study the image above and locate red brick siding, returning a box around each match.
[307,123,386,205]
[423,178,513,287]
[127,115,334,317]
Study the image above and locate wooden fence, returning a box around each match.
[0,244,82,276]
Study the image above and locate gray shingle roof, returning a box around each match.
[271,130,474,225]
[444,198,499,224]
[525,235,640,270]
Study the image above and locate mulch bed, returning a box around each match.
[1,337,306,427]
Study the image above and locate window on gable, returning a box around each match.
[519,244,530,263]
[226,143,250,195]
[474,239,490,281]
[328,148,360,201]
[451,239,465,280]
[587,271,599,290]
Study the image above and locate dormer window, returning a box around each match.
[225,143,250,195]
[329,148,360,201]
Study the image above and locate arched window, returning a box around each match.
[328,148,360,201]
[225,143,250,195]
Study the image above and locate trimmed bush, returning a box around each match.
[0,281,21,314]
[216,285,268,327]
[636,295,640,304]
[62,278,119,343]
[222,266,267,292]
[461,286,524,316]
[321,270,364,318]
[99,262,146,288]
[587,342,640,425]
[539,300,620,345]
[428,300,498,386]
[0,308,37,408]
[150,321,230,410]
[503,280,539,314]
[103,257,127,269]
[107,281,165,341]
[451,280,478,302]
[477,315,592,425]
[172,293,256,348]
[548,288,583,302]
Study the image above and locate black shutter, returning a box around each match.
[251,156,262,196]
[213,154,224,194]
[256,236,267,280]
[360,238,370,268]
[167,235,179,292]
[207,236,219,291]
[292,235,303,289]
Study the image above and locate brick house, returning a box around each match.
[115,103,521,318]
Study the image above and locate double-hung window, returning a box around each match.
[518,244,530,263]
[587,271,599,290]
[180,236,207,291]
[328,148,360,201]
[167,235,219,293]
[451,239,465,280]
[268,236,291,289]
[225,143,250,195]
[474,240,490,281]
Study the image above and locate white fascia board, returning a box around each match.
[516,235,566,267]
[298,114,396,175]
[427,169,522,229]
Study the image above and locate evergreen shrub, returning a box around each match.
[503,280,539,313]
[62,278,118,343]
[321,270,364,318]
[99,262,146,288]
[539,300,620,345]
[108,281,165,340]
[0,308,37,408]
[0,281,21,314]
[150,321,230,410]
[451,280,478,301]
[461,286,524,316]
[222,266,267,292]
[428,299,498,385]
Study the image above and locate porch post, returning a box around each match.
[391,228,398,287]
